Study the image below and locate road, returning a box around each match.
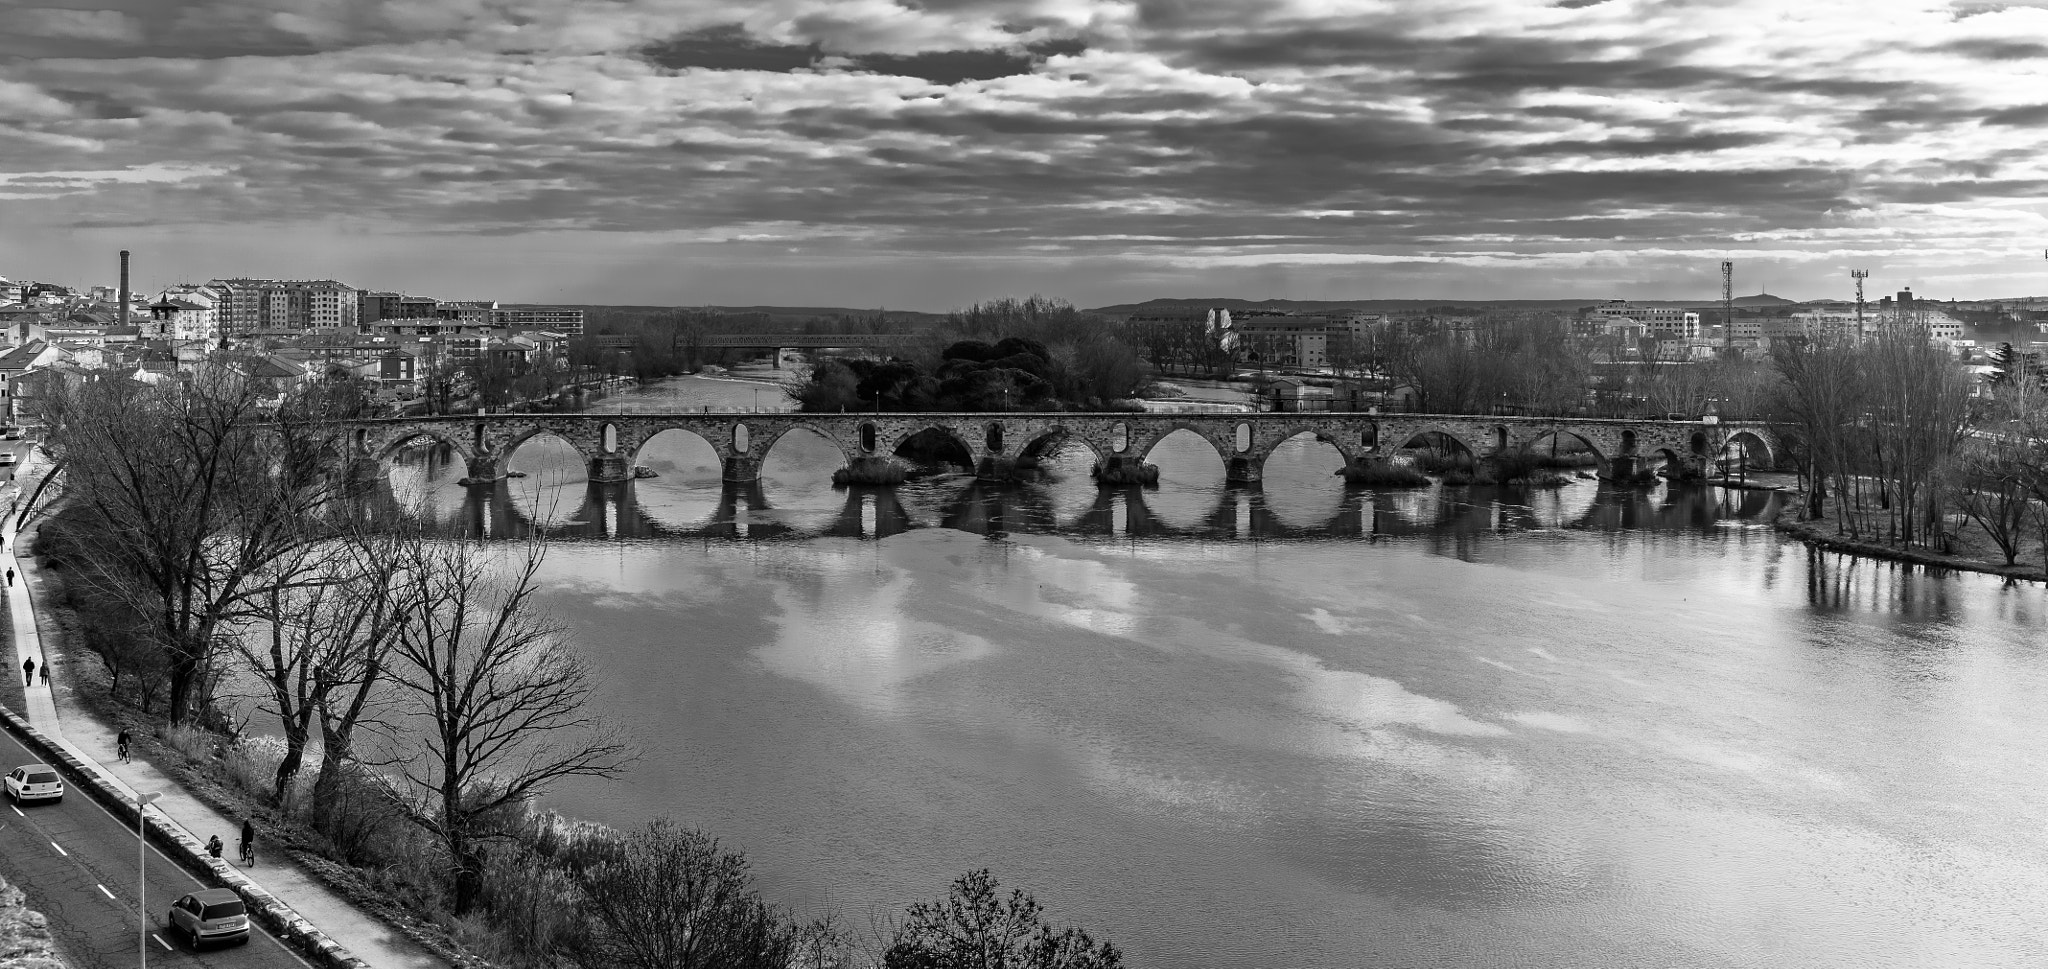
[0,725,310,969]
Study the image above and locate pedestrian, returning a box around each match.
[37,661,46,686]
[206,835,223,859]
[116,728,130,761]
[6,567,13,586]
[20,655,31,686]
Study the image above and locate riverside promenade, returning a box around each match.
[0,450,448,969]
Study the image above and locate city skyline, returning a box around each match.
[4,0,2048,310]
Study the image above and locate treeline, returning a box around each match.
[572,307,926,380]
[790,297,1149,413]
[1770,330,2048,564]
[33,369,1125,968]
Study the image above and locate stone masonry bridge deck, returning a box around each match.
[341,412,1780,487]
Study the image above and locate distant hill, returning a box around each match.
[1088,293,1809,317]
[1086,297,1598,317]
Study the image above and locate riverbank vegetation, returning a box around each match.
[789,297,1150,413]
[27,367,1126,969]
[1766,329,2048,574]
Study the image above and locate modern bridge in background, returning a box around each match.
[339,412,1781,489]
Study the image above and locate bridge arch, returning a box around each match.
[1019,426,1103,466]
[1519,428,1609,464]
[1257,427,1358,476]
[1393,425,1482,458]
[755,422,858,468]
[893,425,978,471]
[628,426,723,469]
[372,428,472,464]
[1136,423,1233,467]
[1723,429,1775,469]
[501,426,595,467]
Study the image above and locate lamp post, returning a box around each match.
[137,790,161,968]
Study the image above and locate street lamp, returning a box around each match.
[137,790,161,968]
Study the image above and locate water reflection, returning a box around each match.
[368,462,1783,548]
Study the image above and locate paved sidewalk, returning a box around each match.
[2,452,449,969]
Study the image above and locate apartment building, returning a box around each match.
[492,306,585,335]
[1590,300,1700,339]
[205,278,359,332]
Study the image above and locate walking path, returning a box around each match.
[0,450,448,969]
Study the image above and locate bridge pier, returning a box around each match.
[1092,456,1159,486]
[1225,456,1263,487]
[588,454,632,484]
[460,453,506,487]
[723,454,763,483]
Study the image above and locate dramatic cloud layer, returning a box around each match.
[3,0,2046,306]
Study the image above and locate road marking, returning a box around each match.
[96,883,115,900]
[48,841,64,856]
[153,933,172,951]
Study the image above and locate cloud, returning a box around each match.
[14,8,145,42]
[2,0,2046,304]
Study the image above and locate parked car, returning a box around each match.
[4,764,62,804]
[0,452,16,466]
[166,888,250,948]
[0,426,19,440]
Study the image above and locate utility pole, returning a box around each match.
[1721,260,1734,353]
[1852,269,1868,337]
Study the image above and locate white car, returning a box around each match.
[4,764,62,803]
[167,888,250,948]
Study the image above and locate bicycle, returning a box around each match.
[238,838,256,867]
[116,741,129,762]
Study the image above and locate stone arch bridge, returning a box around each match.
[339,412,1780,487]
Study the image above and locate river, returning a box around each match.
[380,376,2048,968]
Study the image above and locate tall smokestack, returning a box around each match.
[118,249,131,326]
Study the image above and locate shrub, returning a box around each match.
[566,820,843,969]
[1343,459,1430,487]
[161,724,216,764]
[1411,451,1474,475]
[883,870,1120,969]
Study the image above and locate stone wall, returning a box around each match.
[0,874,68,969]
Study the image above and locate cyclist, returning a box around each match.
[238,819,257,867]
[116,728,130,762]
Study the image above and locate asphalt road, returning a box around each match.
[0,726,310,969]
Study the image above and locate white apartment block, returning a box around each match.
[1592,300,1700,339]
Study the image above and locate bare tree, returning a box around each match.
[38,367,353,722]
[381,535,633,914]
[238,525,415,807]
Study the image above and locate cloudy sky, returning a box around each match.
[3,0,2047,309]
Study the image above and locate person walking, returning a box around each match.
[20,656,31,686]
[7,567,14,586]
[37,661,46,686]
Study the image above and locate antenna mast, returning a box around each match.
[1721,260,1733,352]
[1851,269,1868,337]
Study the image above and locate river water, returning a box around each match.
[381,377,2048,968]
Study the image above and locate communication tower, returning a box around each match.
[1721,260,1733,351]
[1851,269,1868,333]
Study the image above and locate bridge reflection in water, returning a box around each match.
[366,446,1782,548]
